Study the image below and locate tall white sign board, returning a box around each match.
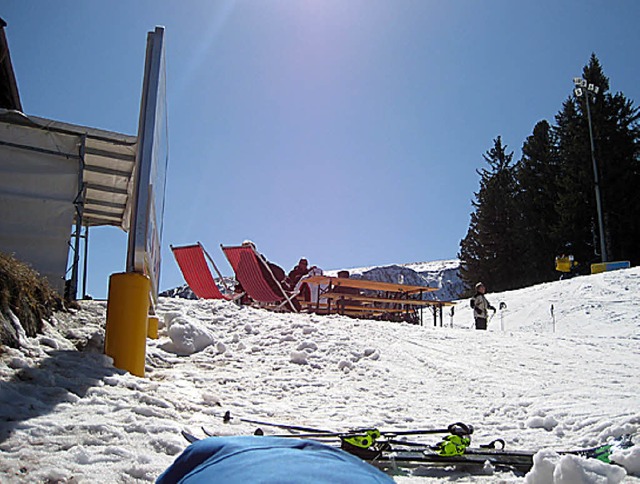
[127,26,168,302]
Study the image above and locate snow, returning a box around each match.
[1,267,639,483]
[525,450,628,484]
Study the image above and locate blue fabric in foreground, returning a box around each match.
[157,436,395,483]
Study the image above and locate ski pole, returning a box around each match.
[251,423,473,438]
[222,412,473,439]
[550,304,555,333]
[222,411,334,434]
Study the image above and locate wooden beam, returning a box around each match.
[321,291,454,307]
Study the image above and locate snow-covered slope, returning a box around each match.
[0,268,638,483]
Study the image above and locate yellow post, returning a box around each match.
[104,272,151,377]
[147,315,159,339]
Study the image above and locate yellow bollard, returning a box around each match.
[104,272,151,377]
[147,315,159,340]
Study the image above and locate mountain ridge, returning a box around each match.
[162,259,464,301]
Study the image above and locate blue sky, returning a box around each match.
[3,1,640,299]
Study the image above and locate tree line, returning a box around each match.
[459,54,640,294]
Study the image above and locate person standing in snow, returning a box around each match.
[470,282,495,330]
[295,265,324,302]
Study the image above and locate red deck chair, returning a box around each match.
[220,243,298,312]
[171,242,233,300]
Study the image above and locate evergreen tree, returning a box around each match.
[585,59,640,264]
[555,54,640,266]
[553,96,595,267]
[603,91,640,264]
[459,137,520,293]
[514,120,561,284]
[460,54,639,291]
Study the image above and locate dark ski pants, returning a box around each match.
[475,318,487,330]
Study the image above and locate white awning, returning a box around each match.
[0,109,137,292]
[0,109,138,230]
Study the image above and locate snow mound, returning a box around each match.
[162,313,215,355]
[525,450,627,483]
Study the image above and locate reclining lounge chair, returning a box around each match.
[171,242,234,300]
[220,243,299,312]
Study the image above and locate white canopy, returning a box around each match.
[0,109,138,292]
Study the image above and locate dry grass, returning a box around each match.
[0,252,64,348]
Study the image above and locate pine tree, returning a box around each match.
[555,54,640,266]
[602,91,640,263]
[584,57,640,264]
[514,120,561,284]
[460,54,640,290]
[459,137,520,293]
[552,94,595,268]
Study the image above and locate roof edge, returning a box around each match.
[0,18,23,112]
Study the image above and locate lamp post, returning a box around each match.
[573,77,608,262]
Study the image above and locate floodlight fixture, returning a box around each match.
[573,77,588,88]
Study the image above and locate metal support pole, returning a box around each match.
[69,135,87,300]
[82,226,89,298]
[584,95,608,262]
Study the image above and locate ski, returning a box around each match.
[183,430,525,472]
[195,419,473,455]
[370,448,532,473]
[183,431,631,475]
[557,434,634,463]
[181,430,200,444]
[219,411,472,439]
[364,434,634,474]
[185,415,634,476]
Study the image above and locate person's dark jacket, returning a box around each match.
[256,254,286,293]
[288,265,310,288]
[470,293,495,319]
